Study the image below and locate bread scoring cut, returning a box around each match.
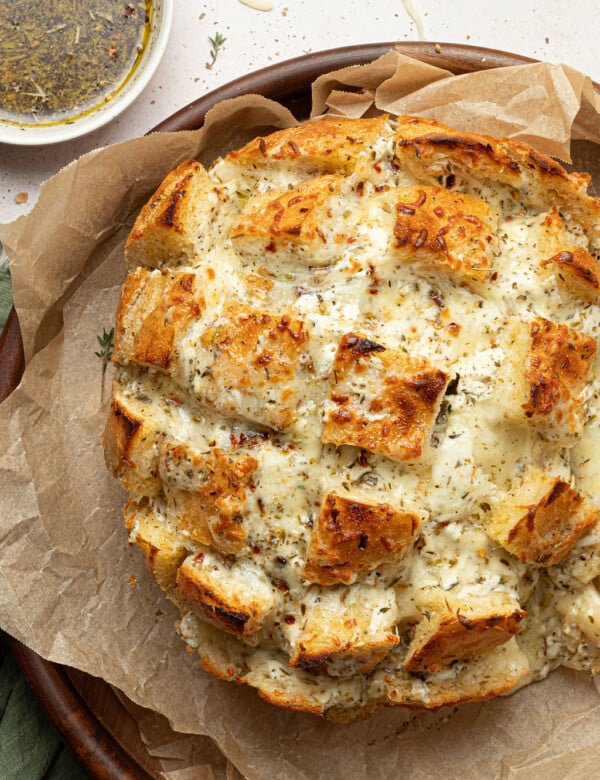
[105,114,600,721]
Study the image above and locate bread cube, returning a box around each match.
[161,444,258,554]
[124,498,187,592]
[124,160,222,268]
[540,247,600,304]
[197,302,313,431]
[231,174,350,266]
[485,467,598,566]
[322,332,449,461]
[175,550,276,642]
[393,185,498,292]
[403,589,526,672]
[288,586,399,676]
[304,492,421,585]
[102,387,163,497]
[113,267,205,373]
[497,317,596,444]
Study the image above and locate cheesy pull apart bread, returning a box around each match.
[104,115,600,721]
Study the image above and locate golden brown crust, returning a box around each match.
[175,553,275,640]
[225,115,392,174]
[485,468,598,566]
[304,493,421,585]
[524,317,597,418]
[114,267,204,372]
[322,333,449,461]
[403,592,526,672]
[124,160,219,268]
[393,186,497,291]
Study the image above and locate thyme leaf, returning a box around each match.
[95,326,114,362]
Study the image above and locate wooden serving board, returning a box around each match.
[0,42,560,779]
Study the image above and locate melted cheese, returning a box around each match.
[109,115,600,719]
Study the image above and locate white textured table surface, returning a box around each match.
[1,0,599,226]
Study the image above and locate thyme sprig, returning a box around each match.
[206,32,226,69]
[95,326,114,401]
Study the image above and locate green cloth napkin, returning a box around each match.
[0,258,11,336]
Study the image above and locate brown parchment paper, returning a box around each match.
[2,49,600,780]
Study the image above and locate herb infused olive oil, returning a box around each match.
[0,1,152,127]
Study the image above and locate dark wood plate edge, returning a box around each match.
[0,40,591,779]
[6,638,153,780]
[151,41,536,133]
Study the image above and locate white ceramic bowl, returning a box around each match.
[0,0,173,146]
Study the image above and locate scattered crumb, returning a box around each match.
[15,192,28,204]
[128,572,137,587]
[545,37,550,44]
[282,6,288,15]
[434,43,441,53]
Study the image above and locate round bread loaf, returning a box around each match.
[104,115,600,721]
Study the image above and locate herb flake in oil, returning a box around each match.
[0,1,152,127]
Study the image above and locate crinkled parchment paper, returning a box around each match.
[1,49,600,780]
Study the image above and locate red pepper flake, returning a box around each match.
[284,615,296,624]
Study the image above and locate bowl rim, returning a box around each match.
[0,0,174,147]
